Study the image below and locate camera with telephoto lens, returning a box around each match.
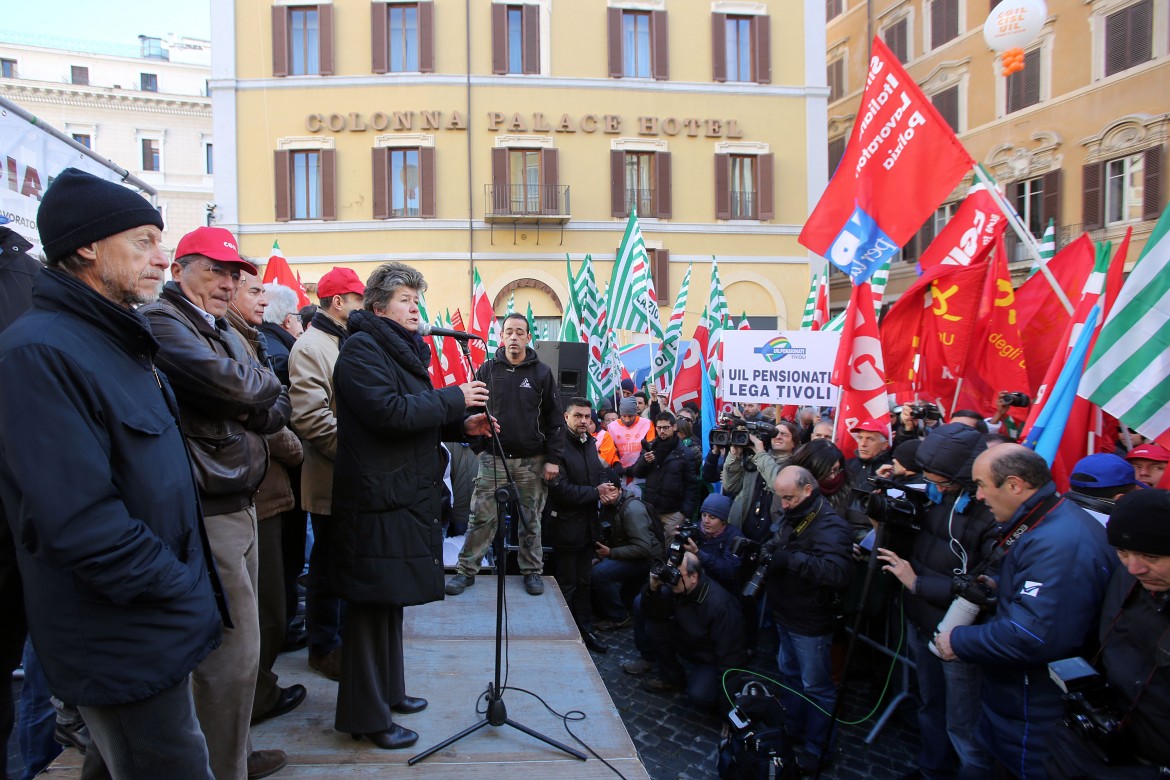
[708,414,779,449]
[928,573,997,658]
[1000,391,1031,408]
[854,476,930,530]
[1048,657,1126,764]
[651,521,701,589]
[728,536,775,599]
[909,402,943,421]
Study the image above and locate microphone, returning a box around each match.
[418,321,483,341]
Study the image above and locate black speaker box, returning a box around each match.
[534,340,589,401]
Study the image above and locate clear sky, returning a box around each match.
[1,1,211,49]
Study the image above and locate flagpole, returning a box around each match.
[972,165,1074,315]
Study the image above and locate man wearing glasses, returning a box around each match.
[143,227,291,780]
[631,412,700,538]
[875,422,998,780]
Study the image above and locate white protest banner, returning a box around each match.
[721,330,842,406]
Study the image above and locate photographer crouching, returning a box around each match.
[761,465,854,772]
[637,551,747,710]
[875,423,999,780]
[1044,489,1170,779]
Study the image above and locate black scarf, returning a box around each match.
[385,317,428,364]
[311,309,349,346]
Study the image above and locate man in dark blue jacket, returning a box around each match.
[0,169,222,778]
[935,444,1116,780]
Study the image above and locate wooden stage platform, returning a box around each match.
[45,576,649,778]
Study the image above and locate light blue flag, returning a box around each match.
[1025,305,1101,463]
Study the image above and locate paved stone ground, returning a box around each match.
[587,620,922,780]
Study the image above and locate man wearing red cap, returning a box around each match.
[287,267,366,682]
[1125,442,1170,487]
[142,226,291,780]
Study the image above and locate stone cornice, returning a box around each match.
[0,82,209,116]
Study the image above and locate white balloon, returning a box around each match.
[983,0,1047,52]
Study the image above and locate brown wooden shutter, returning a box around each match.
[757,153,774,220]
[714,154,731,220]
[491,147,508,213]
[491,4,507,75]
[611,150,626,218]
[541,148,559,214]
[272,6,290,77]
[371,2,388,74]
[419,146,436,218]
[915,216,936,258]
[522,4,540,74]
[1041,169,1061,230]
[274,150,292,221]
[711,14,726,82]
[1144,144,1163,221]
[607,8,623,78]
[321,148,337,220]
[654,249,669,304]
[753,15,771,84]
[419,1,435,73]
[656,152,672,219]
[318,4,334,76]
[651,11,669,80]
[1082,162,1103,231]
[372,147,389,219]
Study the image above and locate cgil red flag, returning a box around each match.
[800,37,975,285]
[262,243,311,308]
[670,340,705,413]
[832,281,890,459]
[915,187,1006,274]
[1014,234,1096,393]
[468,273,494,369]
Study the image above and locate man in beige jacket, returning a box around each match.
[288,267,365,681]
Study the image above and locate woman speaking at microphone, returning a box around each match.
[331,262,492,749]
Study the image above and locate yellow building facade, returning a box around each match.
[824,0,1169,305]
[211,0,829,335]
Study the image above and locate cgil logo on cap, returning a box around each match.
[224,241,236,251]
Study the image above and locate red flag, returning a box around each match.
[915,187,1006,273]
[955,236,1031,421]
[670,340,705,413]
[261,241,311,308]
[469,271,494,368]
[425,336,443,386]
[833,282,890,459]
[800,37,975,284]
[1014,235,1096,392]
[812,275,830,331]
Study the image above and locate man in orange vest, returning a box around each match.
[606,397,654,495]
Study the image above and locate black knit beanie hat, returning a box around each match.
[1108,489,1170,555]
[37,168,163,263]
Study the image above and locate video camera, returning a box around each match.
[909,402,942,421]
[650,520,701,588]
[708,414,779,449]
[728,536,774,599]
[853,476,930,530]
[1049,657,1126,763]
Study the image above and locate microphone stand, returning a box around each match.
[410,338,587,766]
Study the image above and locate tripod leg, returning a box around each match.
[407,718,491,766]
[503,718,588,761]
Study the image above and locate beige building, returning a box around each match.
[0,32,214,247]
[212,0,828,335]
[824,0,1169,306]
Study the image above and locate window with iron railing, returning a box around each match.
[730,155,756,219]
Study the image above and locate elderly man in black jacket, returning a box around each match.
[0,169,222,778]
[545,397,621,654]
[142,226,291,780]
[632,412,700,537]
[876,422,998,780]
[639,552,747,709]
[765,465,853,773]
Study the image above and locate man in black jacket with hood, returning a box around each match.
[876,422,998,780]
[544,397,621,653]
[448,313,564,597]
[632,412,699,536]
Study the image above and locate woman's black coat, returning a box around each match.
[331,310,465,606]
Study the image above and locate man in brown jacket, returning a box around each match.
[225,269,307,728]
[142,228,290,780]
[287,267,365,681]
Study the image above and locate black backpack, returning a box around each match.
[717,681,800,780]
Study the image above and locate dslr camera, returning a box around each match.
[728,536,774,599]
[1049,657,1126,763]
[854,476,930,530]
[909,402,943,421]
[928,573,997,657]
[1000,391,1031,408]
[708,414,779,449]
[650,521,701,588]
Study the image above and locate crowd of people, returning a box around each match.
[0,168,1166,780]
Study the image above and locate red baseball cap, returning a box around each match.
[850,420,889,437]
[1126,443,1170,463]
[316,267,365,299]
[174,226,259,275]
